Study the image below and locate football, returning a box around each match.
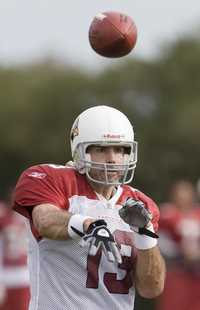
[89,11,137,58]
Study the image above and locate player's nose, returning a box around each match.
[105,147,116,163]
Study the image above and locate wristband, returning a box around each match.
[68,214,93,240]
[133,223,158,250]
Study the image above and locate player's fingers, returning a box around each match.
[88,238,100,256]
[102,242,115,263]
[109,242,122,264]
[88,243,98,256]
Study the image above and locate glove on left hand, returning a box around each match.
[119,198,158,239]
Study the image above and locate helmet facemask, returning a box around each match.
[73,141,138,186]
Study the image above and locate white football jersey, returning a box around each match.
[13,164,159,310]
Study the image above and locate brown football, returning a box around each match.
[89,11,137,58]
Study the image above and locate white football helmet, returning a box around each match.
[70,105,138,185]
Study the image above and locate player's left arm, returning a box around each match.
[135,195,165,298]
[135,245,166,298]
[119,192,166,298]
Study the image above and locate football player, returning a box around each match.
[157,180,200,310]
[12,106,165,310]
[0,201,30,310]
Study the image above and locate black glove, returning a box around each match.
[71,219,122,264]
[119,198,158,239]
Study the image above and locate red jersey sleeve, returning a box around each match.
[12,164,69,219]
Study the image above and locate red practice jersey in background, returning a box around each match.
[158,203,200,310]
[0,202,30,310]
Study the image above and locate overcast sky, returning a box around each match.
[0,0,199,68]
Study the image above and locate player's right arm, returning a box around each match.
[13,165,122,263]
[32,203,93,240]
[32,203,122,263]
[12,165,94,241]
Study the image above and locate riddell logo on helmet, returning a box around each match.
[103,134,125,139]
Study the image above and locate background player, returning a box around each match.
[157,180,200,310]
[0,201,30,310]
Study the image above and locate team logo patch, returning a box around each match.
[70,118,79,141]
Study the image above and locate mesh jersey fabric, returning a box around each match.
[13,164,159,310]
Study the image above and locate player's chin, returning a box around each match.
[107,171,121,181]
[90,170,121,183]
[107,171,118,176]
[92,173,118,183]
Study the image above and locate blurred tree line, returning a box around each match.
[1,35,200,204]
[0,33,200,310]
